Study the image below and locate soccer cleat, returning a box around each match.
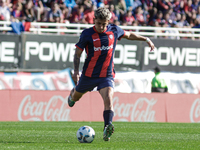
[103,123,114,141]
[68,96,75,107]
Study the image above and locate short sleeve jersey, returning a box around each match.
[75,24,125,78]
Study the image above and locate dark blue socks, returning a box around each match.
[103,110,114,129]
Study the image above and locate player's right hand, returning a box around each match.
[72,73,79,85]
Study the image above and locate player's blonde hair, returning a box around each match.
[94,7,112,20]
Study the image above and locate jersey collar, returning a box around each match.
[93,26,107,33]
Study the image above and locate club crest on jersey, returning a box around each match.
[109,35,113,39]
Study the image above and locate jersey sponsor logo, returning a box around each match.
[94,44,113,51]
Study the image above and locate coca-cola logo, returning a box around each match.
[113,97,157,122]
[190,98,200,122]
[18,95,71,121]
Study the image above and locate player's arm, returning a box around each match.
[73,48,83,84]
[123,31,155,51]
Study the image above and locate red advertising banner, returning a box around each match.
[165,94,200,123]
[112,93,166,122]
[0,90,199,123]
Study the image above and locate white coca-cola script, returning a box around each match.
[113,96,157,122]
[18,95,71,121]
[190,98,200,122]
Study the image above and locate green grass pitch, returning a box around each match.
[0,122,200,150]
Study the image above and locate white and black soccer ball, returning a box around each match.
[76,126,95,143]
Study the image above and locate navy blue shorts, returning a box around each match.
[75,75,114,93]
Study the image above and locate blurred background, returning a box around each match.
[0,0,200,122]
[0,0,200,93]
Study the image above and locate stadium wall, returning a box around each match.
[0,68,199,94]
[0,90,200,123]
[1,33,200,72]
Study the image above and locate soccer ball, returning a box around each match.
[76,126,95,143]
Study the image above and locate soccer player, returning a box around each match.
[68,7,155,141]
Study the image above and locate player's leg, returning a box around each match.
[68,75,96,107]
[99,86,114,127]
[99,86,115,141]
[68,88,84,107]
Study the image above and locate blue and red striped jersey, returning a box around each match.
[75,24,125,78]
